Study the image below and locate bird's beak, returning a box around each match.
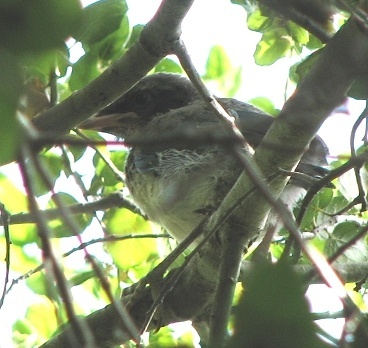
[77,112,141,136]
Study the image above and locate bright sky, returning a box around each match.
[1,0,364,346]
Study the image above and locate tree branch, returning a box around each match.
[32,0,195,136]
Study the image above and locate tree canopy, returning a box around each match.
[2,0,368,347]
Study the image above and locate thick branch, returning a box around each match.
[32,0,194,136]
[40,259,368,347]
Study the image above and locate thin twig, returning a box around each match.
[7,233,169,295]
[2,192,144,226]
[19,138,96,347]
[0,204,11,309]
[349,101,368,211]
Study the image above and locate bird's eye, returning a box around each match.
[133,92,151,106]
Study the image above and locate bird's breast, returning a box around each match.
[125,147,241,242]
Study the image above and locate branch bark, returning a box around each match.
[32,0,195,135]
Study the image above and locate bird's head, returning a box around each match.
[78,73,200,137]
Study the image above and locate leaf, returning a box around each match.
[103,208,157,269]
[306,34,324,50]
[325,221,368,263]
[89,15,130,62]
[65,141,88,163]
[29,152,63,196]
[70,270,96,286]
[287,21,309,46]
[47,193,93,238]
[299,192,321,231]
[248,97,277,115]
[9,224,39,246]
[26,272,48,296]
[74,0,128,45]
[247,8,273,32]
[21,45,70,83]
[0,0,81,53]
[155,59,183,74]
[290,50,321,84]
[0,51,22,165]
[317,187,334,210]
[203,47,242,97]
[348,76,368,100]
[23,297,58,340]
[0,169,39,246]
[230,263,323,348]
[0,237,39,270]
[226,66,243,97]
[92,150,127,187]
[254,31,292,66]
[126,24,144,49]
[204,45,232,79]
[69,53,100,91]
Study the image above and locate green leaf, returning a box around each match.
[126,24,144,49]
[149,325,196,347]
[74,0,128,45]
[0,239,39,270]
[70,270,96,286]
[290,50,321,84]
[325,221,368,263]
[254,31,292,66]
[92,15,130,62]
[306,34,324,50]
[24,297,59,340]
[26,272,48,296]
[295,188,332,234]
[230,263,322,348]
[203,48,242,97]
[47,193,92,238]
[88,175,104,196]
[10,224,39,246]
[247,8,273,32]
[248,97,277,115]
[93,150,127,187]
[287,21,309,46]
[226,66,243,97]
[69,53,100,91]
[104,208,150,235]
[0,51,22,165]
[21,46,70,83]
[0,0,81,53]
[348,75,368,100]
[65,142,88,163]
[155,59,183,74]
[0,173,27,212]
[28,152,63,196]
[103,208,157,269]
[204,45,232,79]
[13,318,33,336]
[317,187,334,210]
[0,173,37,245]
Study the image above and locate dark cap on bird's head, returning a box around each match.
[101,73,200,119]
[78,73,200,137]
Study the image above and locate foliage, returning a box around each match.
[1,0,368,347]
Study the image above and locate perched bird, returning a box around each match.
[79,73,329,243]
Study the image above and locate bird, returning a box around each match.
[79,73,329,243]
